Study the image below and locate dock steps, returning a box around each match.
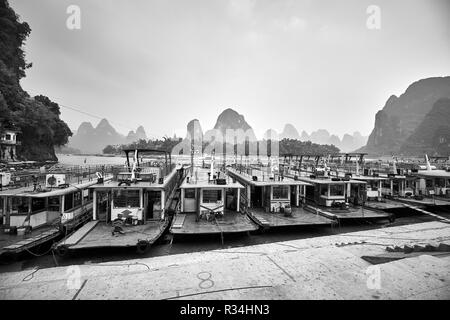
[60,220,99,246]
[172,214,186,229]
[254,215,270,227]
[385,242,450,254]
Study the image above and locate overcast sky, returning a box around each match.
[9,0,450,139]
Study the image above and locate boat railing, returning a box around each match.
[5,164,120,189]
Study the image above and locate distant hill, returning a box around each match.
[280,125,367,152]
[126,125,147,143]
[68,119,146,154]
[213,108,253,133]
[280,124,300,140]
[182,110,369,154]
[360,76,450,155]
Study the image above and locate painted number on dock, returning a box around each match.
[197,271,214,289]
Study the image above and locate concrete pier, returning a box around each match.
[1,221,449,300]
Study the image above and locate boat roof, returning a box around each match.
[0,179,102,198]
[227,168,310,187]
[415,170,450,178]
[296,176,366,185]
[180,167,243,189]
[90,168,177,190]
[350,175,389,181]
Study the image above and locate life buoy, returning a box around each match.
[56,245,69,257]
[136,240,150,254]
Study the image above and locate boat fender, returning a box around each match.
[136,240,150,254]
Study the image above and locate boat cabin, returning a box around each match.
[171,165,259,235]
[414,169,450,197]
[179,167,243,216]
[227,167,309,212]
[297,175,366,207]
[351,174,388,200]
[0,178,97,230]
[90,162,179,224]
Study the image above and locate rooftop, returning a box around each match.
[180,167,243,189]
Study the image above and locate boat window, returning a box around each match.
[185,188,196,199]
[89,189,94,200]
[320,185,328,196]
[202,189,222,203]
[11,197,29,214]
[31,198,46,212]
[0,197,3,216]
[272,186,289,199]
[64,193,74,211]
[48,196,60,212]
[436,178,445,187]
[73,191,82,208]
[83,189,89,202]
[113,189,140,208]
[330,185,344,196]
[426,179,433,188]
[368,181,378,190]
[382,180,391,188]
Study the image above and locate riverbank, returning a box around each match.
[1,221,449,300]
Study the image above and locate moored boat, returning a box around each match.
[55,149,186,255]
[170,159,259,240]
[0,170,110,258]
[226,166,336,229]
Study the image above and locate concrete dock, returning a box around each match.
[1,221,449,300]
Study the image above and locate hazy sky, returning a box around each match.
[9,0,450,139]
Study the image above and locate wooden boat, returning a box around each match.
[0,171,110,258]
[170,159,259,239]
[55,149,186,255]
[226,166,336,229]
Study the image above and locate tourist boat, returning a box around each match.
[226,165,336,229]
[55,149,186,255]
[413,155,450,198]
[170,158,259,241]
[294,169,393,223]
[0,170,110,258]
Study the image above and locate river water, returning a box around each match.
[56,154,128,167]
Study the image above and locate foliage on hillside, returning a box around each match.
[0,0,72,161]
[103,138,183,154]
[103,137,340,156]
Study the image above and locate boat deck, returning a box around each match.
[170,211,259,235]
[395,197,450,207]
[247,207,335,228]
[306,204,392,221]
[364,199,409,211]
[0,225,60,256]
[58,220,168,250]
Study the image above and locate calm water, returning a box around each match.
[56,154,127,167]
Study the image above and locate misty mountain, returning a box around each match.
[360,76,450,155]
[68,119,146,154]
[280,124,300,140]
[213,108,253,133]
[282,125,367,152]
[126,125,147,143]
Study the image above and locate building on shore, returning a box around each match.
[0,129,20,162]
